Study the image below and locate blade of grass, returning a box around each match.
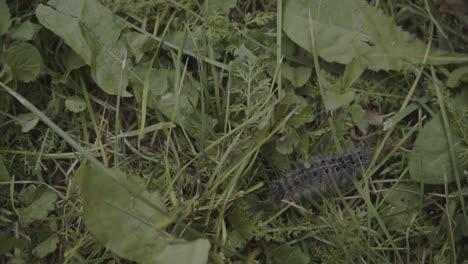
[277,0,283,98]
[431,66,467,224]
[138,13,175,147]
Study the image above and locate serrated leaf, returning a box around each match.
[17,185,57,223]
[76,164,210,264]
[0,0,11,36]
[281,63,312,87]
[1,42,43,82]
[283,0,468,71]
[36,0,131,96]
[65,96,86,113]
[409,114,464,184]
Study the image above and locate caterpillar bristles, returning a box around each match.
[266,144,377,208]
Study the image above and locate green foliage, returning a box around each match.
[283,0,468,71]
[1,0,468,262]
[10,20,40,41]
[17,185,58,223]
[1,42,43,83]
[319,70,355,111]
[15,113,40,133]
[0,156,9,182]
[348,103,368,133]
[65,96,86,113]
[204,0,237,15]
[409,104,465,184]
[280,63,312,88]
[447,65,468,88]
[131,64,216,141]
[267,244,310,264]
[382,183,420,231]
[76,163,210,264]
[0,0,11,36]
[36,0,131,96]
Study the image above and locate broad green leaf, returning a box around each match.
[125,32,157,63]
[10,21,39,41]
[383,183,420,230]
[348,104,368,133]
[76,164,210,264]
[76,164,170,263]
[283,0,468,71]
[281,63,311,87]
[62,48,87,73]
[0,0,11,36]
[32,235,59,258]
[132,65,170,101]
[1,42,43,82]
[15,113,40,133]
[164,30,199,53]
[342,58,365,89]
[65,96,86,113]
[36,0,131,96]
[17,185,58,223]
[36,2,92,64]
[409,114,464,184]
[324,89,355,111]
[156,239,210,264]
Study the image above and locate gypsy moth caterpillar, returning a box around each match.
[269,144,375,207]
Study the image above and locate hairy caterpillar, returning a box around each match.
[269,144,376,206]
